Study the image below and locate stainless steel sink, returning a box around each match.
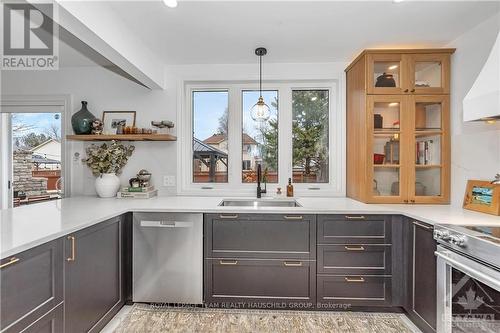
[218,199,301,207]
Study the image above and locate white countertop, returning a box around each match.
[1,196,499,259]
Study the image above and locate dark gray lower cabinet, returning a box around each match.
[205,259,315,306]
[64,216,125,333]
[316,215,396,308]
[0,239,63,333]
[204,214,317,308]
[405,219,437,333]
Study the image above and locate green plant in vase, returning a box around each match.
[82,141,135,197]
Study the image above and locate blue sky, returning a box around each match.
[193,91,278,142]
[12,113,61,138]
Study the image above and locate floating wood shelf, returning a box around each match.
[66,134,177,141]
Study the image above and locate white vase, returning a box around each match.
[95,173,121,198]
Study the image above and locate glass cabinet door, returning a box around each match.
[408,54,450,94]
[367,96,407,202]
[409,95,449,203]
[367,54,406,94]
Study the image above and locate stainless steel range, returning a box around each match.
[434,224,500,333]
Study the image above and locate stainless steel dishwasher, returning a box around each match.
[133,212,203,304]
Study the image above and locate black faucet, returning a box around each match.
[257,164,267,198]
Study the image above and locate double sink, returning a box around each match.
[219,199,301,207]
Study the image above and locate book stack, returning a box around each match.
[117,186,158,199]
[416,140,433,165]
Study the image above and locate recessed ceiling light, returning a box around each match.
[163,0,178,8]
[388,102,399,107]
[388,65,398,70]
[393,0,405,3]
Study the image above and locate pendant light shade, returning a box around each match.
[251,47,270,122]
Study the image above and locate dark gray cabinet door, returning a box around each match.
[406,220,437,333]
[318,215,392,244]
[205,213,316,259]
[0,239,63,333]
[205,258,316,306]
[64,216,124,333]
[317,275,392,307]
[318,244,391,275]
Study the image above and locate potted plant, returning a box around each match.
[82,141,135,198]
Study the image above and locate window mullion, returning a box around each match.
[227,86,241,186]
[278,86,292,188]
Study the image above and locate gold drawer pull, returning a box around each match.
[284,215,303,220]
[219,260,238,265]
[67,235,76,262]
[345,215,365,220]
[219,214,238,219]
[345,245,365,251]
[283,261,303,267]
[345,277,365,283]
[0,257,20,269]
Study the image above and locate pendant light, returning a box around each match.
[251,47,271,122]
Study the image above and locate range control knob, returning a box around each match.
[434,230,451,241]
[449,235,466,247]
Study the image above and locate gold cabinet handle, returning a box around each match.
[67,235,76,262]
[404,89,409,93]
[219,260,238,265]
[344,245,365,251]
[345,215,365,220]
[345,277,365,283]
[284,215,303,220]
[410,89,416,93]
[0,257,20,269]
[219,214,238,219]
[283,261,303,267]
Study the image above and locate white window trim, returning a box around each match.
[0,94,71,209]
[178,81,345,197]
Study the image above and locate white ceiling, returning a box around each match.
[60,0,500,66]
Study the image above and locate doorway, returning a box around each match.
[0,96,70,209]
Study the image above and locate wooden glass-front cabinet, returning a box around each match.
[347,49,454,204]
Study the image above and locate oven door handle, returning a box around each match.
[435,248,500,291]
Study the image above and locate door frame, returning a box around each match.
[0,94,72,209]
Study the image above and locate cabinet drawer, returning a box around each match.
[5,303,64,333]
[318,215,391,244]
[0,239,63,332]
[204,258,316,306]
[205,214,316,259]
[317,275,392,307]
[318,244,391,275]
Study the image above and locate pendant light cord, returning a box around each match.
[259,54,262,97]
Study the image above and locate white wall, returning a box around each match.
[447,13,500,206]
[1,62,346,196]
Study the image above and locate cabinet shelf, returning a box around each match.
[415,164,441,169]
[415,130,442,137]
[374,164,400,168]
[66,134,177,141]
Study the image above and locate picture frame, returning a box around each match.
[463,180,500,216]
[102,111,136,134]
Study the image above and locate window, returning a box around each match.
[181,81,343,196]
[192,91,229,183]
[292,90,329,183]
[242,90,278,183]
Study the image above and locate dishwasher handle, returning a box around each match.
[140,220,194,228]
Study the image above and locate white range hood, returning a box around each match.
[463,31,500,121]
